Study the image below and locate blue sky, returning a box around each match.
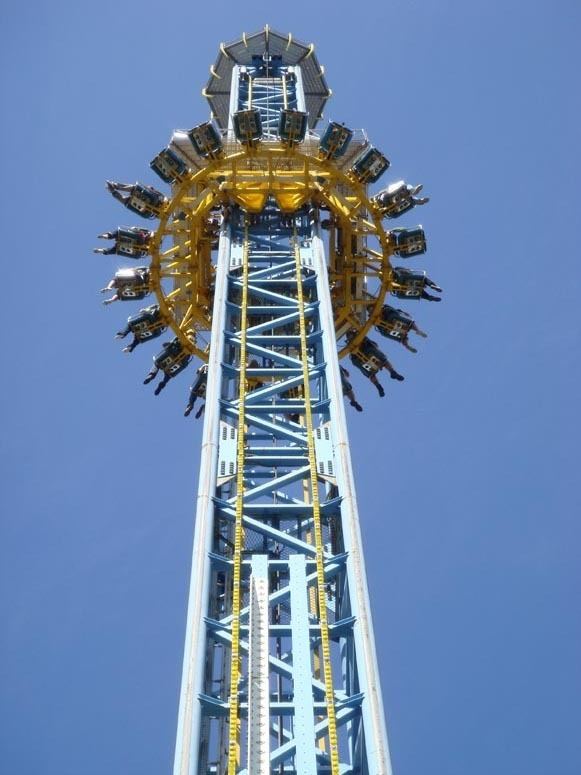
[1,1,580,773]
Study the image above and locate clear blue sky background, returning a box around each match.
[1,1,580,773]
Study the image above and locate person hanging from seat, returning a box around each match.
[100,266,151,305]
[143,335,192,396]
[246,359,266,392]
[184,364,209,418]
[205,213,222,241]
[373,181,429,218]
[320,214,337,231]
[376,304,428,353]
[115,304,167,353]
[281,384,301,425]
[93,226,153,256]
[392,267,443,302]
[340,365,363,412]
[346,331,404,398]
[105,180,166,218]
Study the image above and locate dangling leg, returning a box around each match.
[115,325,131,340]
[384,358,405,381]
[107,181,133,192]
[401,335,417,353]
[346,388,363,412]
[184,393,196,417]
[369,374,385,397]
[425,278,442,292]
[154,374,170,395]
[411,322,428,338]
[123,337,138,353]
[109,189,129,205]
[195,403,205,419]
[143,366,159,385]
[421,291,441,302]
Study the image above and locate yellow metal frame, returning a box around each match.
[224,229,343,772]
[294,237,341,774]
[149,141,396,362]
[227,227,250,774]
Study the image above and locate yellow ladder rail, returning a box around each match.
[227,226,250,775]
[293,239,341,775]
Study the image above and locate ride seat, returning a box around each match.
[376,306,413,339]
[319,121,353,159]
[351,147,390,183]
[374,182,414,218]
[278,109,307,145]
[127,185,166,218]
[391,268,426,299]
[188,122,223,159]
[389,227,427,257]
[116,227,151,257]
[150,148,188,184]
[233,109,263,145]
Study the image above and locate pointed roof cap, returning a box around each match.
[204,25,331,130]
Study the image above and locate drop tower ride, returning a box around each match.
[96,26,437,775]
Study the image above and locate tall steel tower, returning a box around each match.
[96,26,437,775]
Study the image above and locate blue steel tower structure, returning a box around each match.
[97,26,436,775]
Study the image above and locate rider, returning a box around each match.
[340,366,363,412]
[93,226,153,256]
[115,305,166,353]
[143,337,192,395]
[346,332,404,398]
[105,180,166,218]
[100,267,151,305]
[392,267,443,302]
[376,304,428,352]
[184,364,209,418]
[374,181,429,217]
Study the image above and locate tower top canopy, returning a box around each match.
[204,26,331,130]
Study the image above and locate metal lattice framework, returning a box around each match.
[172,208,392,774]
[149,141,397,361]
[96,25,438,775]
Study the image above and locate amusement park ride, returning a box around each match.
[95,26,439,775]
